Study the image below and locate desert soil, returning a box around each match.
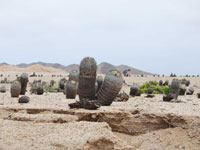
[0,73,200,150]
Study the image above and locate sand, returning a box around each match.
[0,73,200,150]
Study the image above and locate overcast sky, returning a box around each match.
[0,0,199,75]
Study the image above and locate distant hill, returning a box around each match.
[0,62,152,75]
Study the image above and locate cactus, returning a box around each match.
[97,70,123,106]
[69,70,79,82]
[163,80,169,86]
[179,84,186,95]
[11,80,21,98]
[0,86,6,93]
[163,79,180,102]
[159,80,163,86]
[186,87,194,95]
[66,80,78,99]
[18,96,30,103]
[130,84,138,96]
[78,57,97,100]
[19,73,29,95]
[59,78,67,90]
[197,93,200,98]
[30,80,44,95]
[96,76,103,93]
[148,86,154,94]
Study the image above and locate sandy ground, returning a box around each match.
[0,73,200,150]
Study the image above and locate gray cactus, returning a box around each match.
[0,86,6,93]
[18,96,30,103]
[69,70,79,82]
[159,80,163,86]
[78,57,97,100]
[148,86,154,94]
[130,84,138,96]
[66,80,78,99]
[19,73,29,95]
[186,87,194,95]
[59,78,67,90]
[96,76,103,93]
[11,81,21,98]
[163,79,180,102]
[163,80,169,86]
[97,70,123,106]
[179,84,186,95]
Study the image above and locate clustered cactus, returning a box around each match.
[69,57,123,110]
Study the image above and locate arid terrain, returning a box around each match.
[0,70,200,150]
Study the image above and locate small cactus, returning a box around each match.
[186,87,194,95]
[18,96,30,103]
[69,70,79,82]
[66,80,78,99]
[0,86,6,93]
[163,79,180,102]
[130,84,138,96]
[11,80,21,98]
[179,84,186,95]
[19,73,29,95]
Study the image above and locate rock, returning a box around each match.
[18,96,30,103]
[69,99,100,110]
[146,94,155,98]
[115,92,129,102]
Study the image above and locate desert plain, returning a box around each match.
[0,67,200,150]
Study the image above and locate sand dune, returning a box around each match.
[0,64,65,73]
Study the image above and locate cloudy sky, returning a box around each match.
[0,0,199,75]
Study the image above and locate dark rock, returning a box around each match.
[69,99,100,110]
[146,94,155,98]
